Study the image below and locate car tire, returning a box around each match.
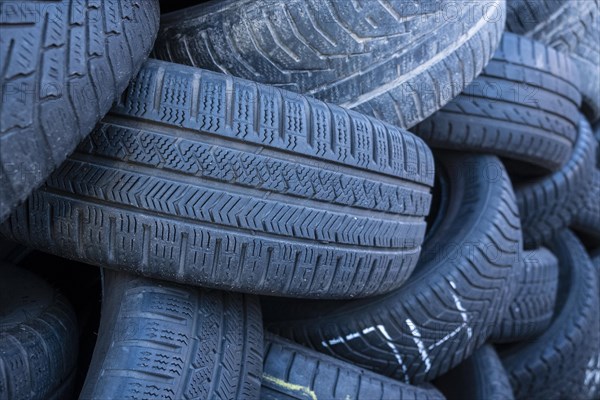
[505,0,567,34]
[412,33,581,172]
[152,0,506,129]
[490,248,559,343]
[571,168,600,240]
[500,230,600,400]
[434,344,514,400]
[263,152,522,384]
[0,0,161,221]
[0,263,79,400]
[514,115,596,248]
[261,333,444,400]
[505,0,600,122]
[0,59,435,299]
[80,269,263,400]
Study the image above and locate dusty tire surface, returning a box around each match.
[263,153,522,384]
[434,344,514,400]
[515,116,597,248]
[413,32,581,172]
[0,263,79,400]
[261,333,444,400]
[506,0,600,122]
[490,247,559,343]
[500,230,600,400]
[0,0,161,222]
[571,168,600,240]
[518,0,599,63]
[152,0,506,129]
[575,56,600,123]
[528,0,600,123]
[505,0,567,34]
[0,59,435,299]
[80,269,263,400]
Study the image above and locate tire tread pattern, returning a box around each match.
[152,0,506,129]
[500,230,600,400]
[0,0,160,221]
[261,333,444,400]
[490,247,559,343]
[515,116,596,248]
[80,270,263,400]
[0,264,79,400]
[265,154,522,384]
[413,32,581,171]
[1,59,434,299]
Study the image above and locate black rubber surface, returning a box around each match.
[80,269,263,400]
[0,0,161,222]
[434,344,515,400]
[263,152,522,384]
[152,0,506,129]
[9,248,103,397]
[0,59,435,299]
[0,263,79,400]
[515,115,597,248]
[0,239,30,265]
[413,32,581,172]
[500,230,600,400]
[571,168,600,240]
[505,0,567,34]
[490,247,559,343]
[517,0,599,65]
[575,56,600,124]
[572,121,600,242]
[506,0,600,122]
[261,333,444,400]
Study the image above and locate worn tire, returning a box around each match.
[80,269,263,400]
[261,333,444,400]
[515,116,597,248]
[263,153,522,384]
[490,248,559,343]
[152,0,506,129]
[434,344,514,400]
[505,0,567,34]
[575,56,600,123]
[0,0,161,222]
[413,32,580,172]
[0,59,435,299]
[0,263,79,400]
[500,230,600,400]
[572,119,600,240]
[518,0,599,64]
[506,0,600,122]
[571,168,600,240]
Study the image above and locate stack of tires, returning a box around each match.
[0,1,598,399]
